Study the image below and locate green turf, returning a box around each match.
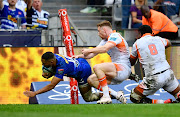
[0,104,180,117]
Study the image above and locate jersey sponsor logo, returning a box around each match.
[18,11,22,15]
[8,15,17,23]
[58,69,64,74]
[109,37,117,41]
[37,19,48,25]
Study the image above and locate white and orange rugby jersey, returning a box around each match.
[130,33,170,76]
[97,31,130,67]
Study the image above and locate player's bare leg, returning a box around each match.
[87,72,112,104]
[79,83,100,102]
[88,72,127,104]
[92,63,126,104]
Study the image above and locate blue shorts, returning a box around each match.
[76,58,92,85]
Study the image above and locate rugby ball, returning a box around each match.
[42,66,55,74]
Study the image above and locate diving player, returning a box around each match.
[23,51,100,102]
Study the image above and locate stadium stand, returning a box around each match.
[0,0,180,47]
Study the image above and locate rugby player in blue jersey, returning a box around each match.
[23,51,101,102]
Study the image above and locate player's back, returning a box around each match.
[136,35,170,76]
[55,54,90,79]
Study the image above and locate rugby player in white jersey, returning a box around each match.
[75,20,131,104]
[130,25,180,104]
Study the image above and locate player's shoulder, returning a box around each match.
[154,36,164,40]
[110,32,122,37]
[55,54,64,58]
[134,37,147,46]
[135,37,143,43]
[2,4,8,10]
[55,54,69,64]
[54,54,63,60]
[109,32,124,41]
[41,10,50,15]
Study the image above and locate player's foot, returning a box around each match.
[97,96,112,104]
[116,91,127,104]
[129,73,140,82]
[164,99,172,103]
[177,92,180,98]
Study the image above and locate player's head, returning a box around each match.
[97,20,112,28]
[97,20,112,39]
[138,25,152,36]
[33,0,43,11]
[141,5,151,19]
[8,0,17,6]
[41,52,56,68]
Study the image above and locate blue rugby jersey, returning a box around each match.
[0,5,26,29]
[54,54,92,85]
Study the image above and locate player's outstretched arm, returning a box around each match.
[72,54,85,58]
[23,91,36,97]
[23,76,63,97]
[82,43,114,55]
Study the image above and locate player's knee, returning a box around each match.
[87,76,93,85]
[82,91,99,102]
[130,88,142,103]
[87,74,96,86]
[93,64,101,72]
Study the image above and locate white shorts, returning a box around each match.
[137,69,179,96]
[110,63,131,85]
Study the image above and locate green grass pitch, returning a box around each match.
[0,104,180,117]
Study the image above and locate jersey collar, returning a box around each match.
[141,33,152,37]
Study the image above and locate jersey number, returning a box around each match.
[148,44,158,55]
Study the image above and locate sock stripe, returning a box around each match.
[99,76,106,82]
[152,99,157,104]
[99,76,107,87]
[97,84,102,91]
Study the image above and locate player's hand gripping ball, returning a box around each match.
[42,66,55,79]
